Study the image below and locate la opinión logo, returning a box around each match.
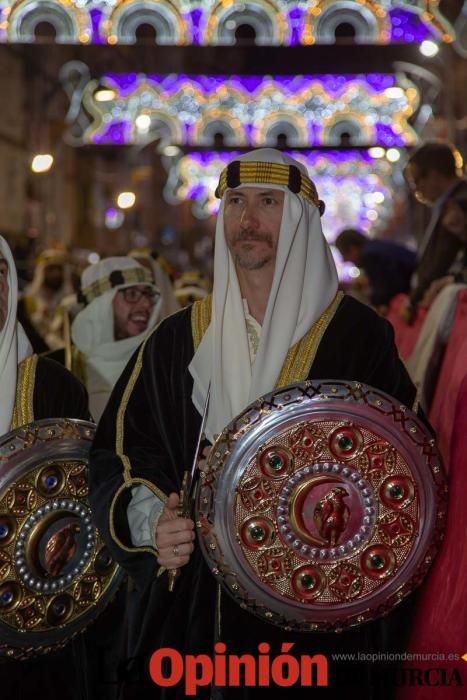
[149,642,329,696]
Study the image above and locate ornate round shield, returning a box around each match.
[0,419,123,659]
[196,381,447,632]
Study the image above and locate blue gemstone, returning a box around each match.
[46,476,58,489]
[0,525,8,538]
[54,603,66,616]
[1,591,13,605]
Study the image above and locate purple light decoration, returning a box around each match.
[375,123,406,147]
[244,124,254,143]
[90,75,415,147]
[308,123,321,148]
[93,121,132,145]
[364,74,397,91]
[187,183,207,199]
[188,151,240,166]
[288,7,304,46]
[103,73,399,98]
[188,8,203,45]
[183,148,387,171]
[89,8,104,44]
[389,9,436,43]
[105,74,139,95]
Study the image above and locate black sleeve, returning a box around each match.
[88,309,199,591]
[312,296,417,409]
[33,357,91,421]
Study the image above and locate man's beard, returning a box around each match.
[229,230,274,270]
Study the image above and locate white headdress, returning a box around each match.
[129,249,180,319]
[71,257,161,420]
[189,148,339,441]
[0,237,33,435]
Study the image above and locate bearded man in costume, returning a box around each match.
[71,257,162,421]
[0,237,89,436]
[89,150,419,699]
[20,249,73,350]
[0,240,94,698]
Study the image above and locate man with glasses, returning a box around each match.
[71,257,161,421]
[402,140,467,321]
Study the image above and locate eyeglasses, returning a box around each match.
[119,286,159,304]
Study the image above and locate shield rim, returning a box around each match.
[196,380,446,631]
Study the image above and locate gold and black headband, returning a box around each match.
[215,160,325,215]
[78,267,153,306]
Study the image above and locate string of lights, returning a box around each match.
[0,0,454,45]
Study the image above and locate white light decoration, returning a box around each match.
[95,88,116,102]
[386,148,401,162]
[420,40,439,56]
[163,145,182,157]
[116,191,136,208]
[76,73,419,148]
[31,153,54,173]
[87,252,100,264]
[135,114,151,130]
[368,147,386,158]
[384,87,404,98]
[0,0,456,46]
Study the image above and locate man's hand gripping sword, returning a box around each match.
[168,385,211,591]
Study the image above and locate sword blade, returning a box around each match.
[188,383,211,493]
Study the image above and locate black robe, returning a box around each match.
[32,356,90,419]
[90,295,420,699]
[0,357,121,700]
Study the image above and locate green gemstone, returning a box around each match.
[389,485,404,499]
[250,526,265,541]
[301,574,316,589]
[370,555,385,569]
[268,453,283,470]
[338,435,353,450]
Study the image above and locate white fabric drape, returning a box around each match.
[71,257,161,421]
[0,237,33,435]
[189,149,338,441]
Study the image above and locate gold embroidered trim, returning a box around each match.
[111,307,186,553]
[216,161,320,209]
[245,316,260,359]
[114,306,183,484]
[191,295,212,351]
[81,267,153,305]
[190,292,343,384]
[276,292,344,387]
[11,355,37,429]
[71,348,87,385]
[115,341,147,483]
[109,478,167,556]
